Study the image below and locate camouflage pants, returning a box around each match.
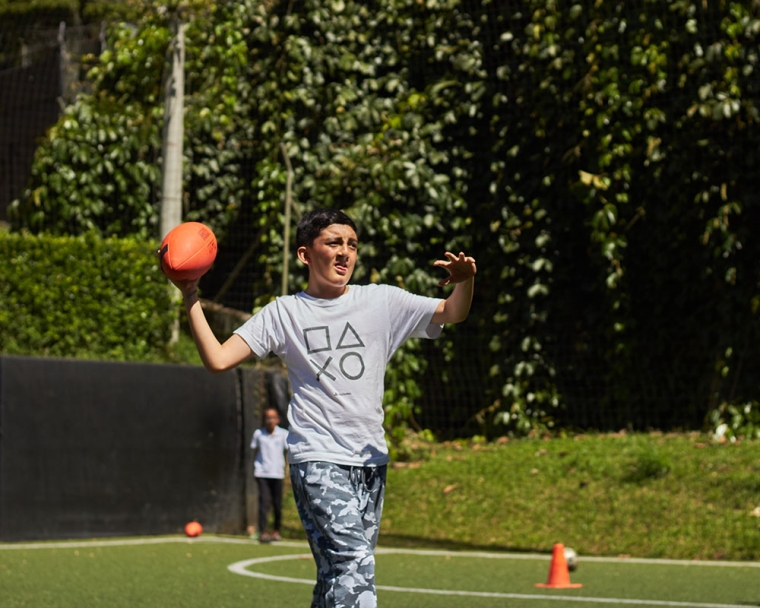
[290,462,387,608]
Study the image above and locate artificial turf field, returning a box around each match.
[1,536,759,608]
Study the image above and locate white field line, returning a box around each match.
[0,536,304,551]
[1,536,759,569]
[227,553,756,608]
[2,537,757,607]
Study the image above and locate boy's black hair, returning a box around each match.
[296,208,358,249]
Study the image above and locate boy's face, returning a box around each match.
[298,223,358,298]
[264,409,279,432]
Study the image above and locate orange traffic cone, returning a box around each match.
[535,543,582,588]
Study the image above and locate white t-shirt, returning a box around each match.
[234,284,442,466]
[250,426,289,479]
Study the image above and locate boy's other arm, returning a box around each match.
[431,252,476,325]
[177,280,254,373]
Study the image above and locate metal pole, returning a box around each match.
[280,143,294,297]
[58,22,68,100]
[159,19,185,239]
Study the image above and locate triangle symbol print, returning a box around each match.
[336,322,365,349]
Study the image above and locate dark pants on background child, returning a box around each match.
[256,477,283,533]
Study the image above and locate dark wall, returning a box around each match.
[0,355,272,542]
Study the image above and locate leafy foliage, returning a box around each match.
[709,400,760,442]
[0,231,175,360]
[8,0,760,437]
[9,20,167,238]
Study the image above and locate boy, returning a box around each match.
[169,208,475,607]
[250,406,288,542]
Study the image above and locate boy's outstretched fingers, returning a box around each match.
[434,251,477,286]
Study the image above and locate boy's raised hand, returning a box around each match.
[434,252,477,287]
[173,277,200,299]
[157,248,199,298]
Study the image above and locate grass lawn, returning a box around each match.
[276,432,760,561]
[3,432,760,607]
[3,537,760,608]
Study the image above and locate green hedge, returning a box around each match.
[0,231,176,360]
[0,0,134,30]
[0,0,78,28]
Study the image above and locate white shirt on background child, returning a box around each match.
[251,426,289,479]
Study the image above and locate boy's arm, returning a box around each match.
[431,252,476,325]
[176,279,254,373]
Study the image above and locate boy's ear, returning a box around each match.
[297,246,310,266]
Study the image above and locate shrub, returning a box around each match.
[0,231,176,360]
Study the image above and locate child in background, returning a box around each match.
[250,406,288,542]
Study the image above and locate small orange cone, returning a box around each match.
[535,543,582,588]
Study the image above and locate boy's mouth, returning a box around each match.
[335,264,348,275]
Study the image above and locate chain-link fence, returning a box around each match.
[2,1,756,438]
[0,21,101,219]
